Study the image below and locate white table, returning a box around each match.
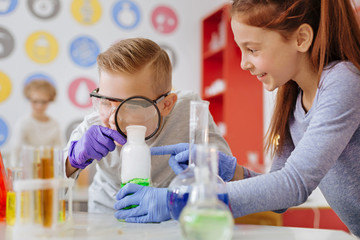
[1,212,356,240]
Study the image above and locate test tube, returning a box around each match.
[33,148,43,224]
[41,147,54,227]
[189,101,210,166]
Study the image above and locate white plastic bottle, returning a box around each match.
[120,125,151,188]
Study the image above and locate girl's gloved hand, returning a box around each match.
[151,143,237,182]
[114,184,170,223]
[68,125,126,169]
[151,143,190,174]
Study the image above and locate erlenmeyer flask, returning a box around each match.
[167,101,229,220]
[179,144,233,240]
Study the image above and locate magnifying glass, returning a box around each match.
[114,96,161,140]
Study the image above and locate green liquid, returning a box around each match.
[120,178,150,209]
[180,208,233,240]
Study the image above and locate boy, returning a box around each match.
[65,38,233,213]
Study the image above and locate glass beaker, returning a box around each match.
[167,101,229,220]
[179,144,233,240]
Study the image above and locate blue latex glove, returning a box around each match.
[151,143,190,174]
[114,183,170,223]
[68,125,126,169]
[152,143,237,182]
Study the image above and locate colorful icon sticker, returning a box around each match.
[27,0,60,20]
[0,0,17,15]
[0,27,15,59]
[0,117,9,147]
[70,36,100,67]
[160,44,177,69]
[25,31,59,64]
[112,0,141,30]
[66,119,83,140]
[151,5,178,34]
[71,0,102,25]
[24,73,55,87]
[0,71,12,103]
[68,77,97,108]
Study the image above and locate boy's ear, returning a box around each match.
[159,93,177,117]
[295,23,313,52]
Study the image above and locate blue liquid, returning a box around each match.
[168,191,230,220]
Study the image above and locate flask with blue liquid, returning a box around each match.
[167,101,230,220]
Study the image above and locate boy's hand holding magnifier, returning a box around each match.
[68,125,126,169]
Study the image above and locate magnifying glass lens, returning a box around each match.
[115,97,160,140]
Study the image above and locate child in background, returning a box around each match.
[11,80,62,167]
[64,38,239,221]
[116,0,360,237]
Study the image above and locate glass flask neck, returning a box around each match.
[188,144,219,204]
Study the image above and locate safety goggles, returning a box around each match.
[90,88,169,140]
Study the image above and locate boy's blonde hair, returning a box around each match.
[24,80,56,101]
[97,38,172,96]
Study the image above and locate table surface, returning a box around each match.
[1,212,356,240]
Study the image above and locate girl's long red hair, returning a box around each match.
[231,0,360,156]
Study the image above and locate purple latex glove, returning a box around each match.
[152,143,237,182]
[151,143,190,174]
[68,125,126,169]
[114,183,170,223]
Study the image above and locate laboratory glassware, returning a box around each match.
[120,125,151,209]
[167,100,229,220]
[179,144,234,240]
[0,151,7,221]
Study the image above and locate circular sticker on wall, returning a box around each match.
[0,117,9,147]
[66,119,83,140]
[25,31,59,64]
[69,36,100,67]
[0,27,15,58]
[24,73,55,87]
[27,0,60,20]
[0,0,17,15]
[68,77,97,108]
[151,5,178,34]
[112,0,141,30]
[160,44,177,69]
[0,71,12,103]
[71,0,102,25]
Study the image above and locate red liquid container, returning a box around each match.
[0,152,7,221]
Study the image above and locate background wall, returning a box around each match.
[0,0,228,160]
[1,0,359,167]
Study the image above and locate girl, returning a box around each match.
[226,0,360,236]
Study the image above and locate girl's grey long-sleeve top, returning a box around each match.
[227,61,360,237]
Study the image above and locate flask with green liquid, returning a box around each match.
[120,125,151,208]
[179,144,234,240]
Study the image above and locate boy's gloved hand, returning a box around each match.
[151,143,190,174]
[151,143,237,182]
[68,125,126,169]
[114,183,170,223]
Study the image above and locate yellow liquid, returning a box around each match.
[6,191,16,226]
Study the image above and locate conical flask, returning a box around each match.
[167,100,229,220]
[179,144,234,240]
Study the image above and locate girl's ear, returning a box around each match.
[159,93,177,117]
[296,23,314,52]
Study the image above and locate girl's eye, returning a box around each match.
[248,48,257,53]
